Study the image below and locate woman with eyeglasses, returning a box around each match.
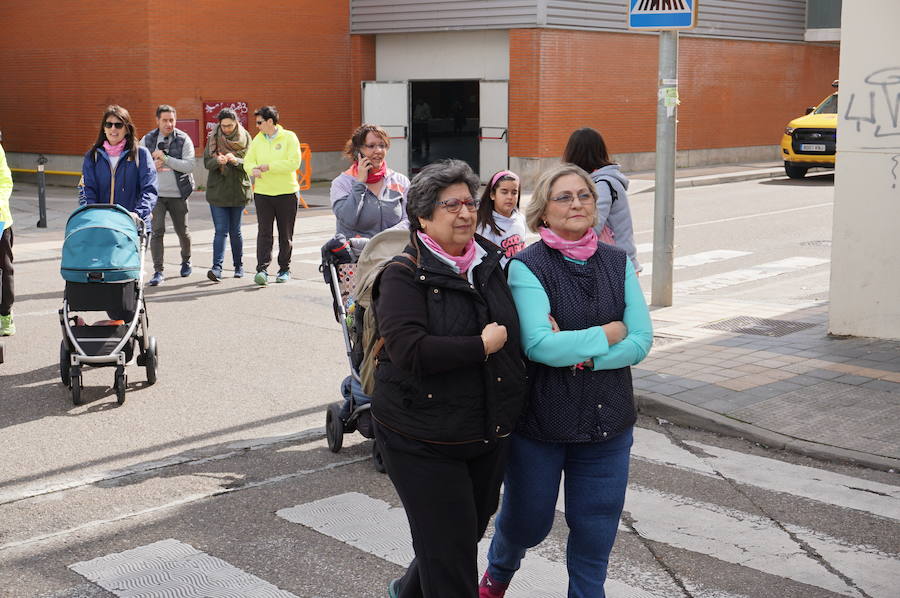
[80,105,158,228]
[372,159,526,598]
[330,124,410,239]
[478,164,652,598]
[203,108,253,281]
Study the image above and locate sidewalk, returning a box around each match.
[637,298,900,472]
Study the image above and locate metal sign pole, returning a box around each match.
[651,30,678,307]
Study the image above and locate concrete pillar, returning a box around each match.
[828,0,900,339]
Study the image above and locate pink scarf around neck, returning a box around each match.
[417,231,477,273]
[538,226,598,261]
[103,139,127,157]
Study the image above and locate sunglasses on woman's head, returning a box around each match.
[104,121,125,129]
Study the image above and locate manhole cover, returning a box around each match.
[801,240,832,247]
[699,316,818,337]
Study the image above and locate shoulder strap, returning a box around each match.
[599,178,617,204]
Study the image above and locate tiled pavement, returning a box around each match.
[636,300,900,470]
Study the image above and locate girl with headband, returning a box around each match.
[476,170,527,265]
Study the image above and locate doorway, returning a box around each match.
[409,80,479,176]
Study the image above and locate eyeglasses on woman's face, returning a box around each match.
[363,143,388,151]
[104,121,125,129]
[549,191,594,205]
[436,197,480,213]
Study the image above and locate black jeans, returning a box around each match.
[375,423,510,598]
[254,193,297,273]
[0,227,13,315]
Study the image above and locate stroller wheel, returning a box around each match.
[60,341,72,386]
[372,440,387,474]
[70,369,83,406]
[325,402,344,453]
[115,367,127,405]
[145,336,158,385]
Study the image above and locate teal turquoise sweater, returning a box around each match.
[507,258,653,370]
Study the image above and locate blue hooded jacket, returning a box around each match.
[80,145,158,224]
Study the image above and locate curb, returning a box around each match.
[636,392,900,473]
[634,168,785,194]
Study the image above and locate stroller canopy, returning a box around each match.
[354,229,410,308]
[61,204,141,283]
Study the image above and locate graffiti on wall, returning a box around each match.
[843,67,900,188]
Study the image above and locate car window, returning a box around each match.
[815,94,838,114]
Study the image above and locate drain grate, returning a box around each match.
[700,316,818,337]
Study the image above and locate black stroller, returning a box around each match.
[319,229,408,472]
[58,204,158,405]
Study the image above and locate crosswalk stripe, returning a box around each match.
[69,538,298,597]
[683,441,900,522]
[673,256,829,294]
[625,485,859,596]
[641,250,752,277]
[278,492,665,598]
[631,428,718,477]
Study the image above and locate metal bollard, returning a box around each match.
[36,154,48,228]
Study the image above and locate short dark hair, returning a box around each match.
[343,123,390,160]
[407,159,480,233]
[156,104,176,118]
[562,127,614,174]
[254,105,279,125]
[217,108,238,122]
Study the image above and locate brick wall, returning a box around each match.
[0,1,373,158]
[509,28,840,158]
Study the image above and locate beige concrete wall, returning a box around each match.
[828,0,900,339]
[376,30,509,81]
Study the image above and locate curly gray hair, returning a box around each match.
[406,159,480,232]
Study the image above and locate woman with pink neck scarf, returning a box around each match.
[372,159,527,598]
[478,164,652,598]
[330,123,410,239]
[80,105,157,228]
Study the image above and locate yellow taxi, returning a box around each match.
[780,81,838,179]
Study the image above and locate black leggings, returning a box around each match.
[254,193,298,273]
[0,227,13,315]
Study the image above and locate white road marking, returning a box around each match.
[625,485,862,596]
[633,202,833,235]
[635,242,653,254]
[70,538,298,597]
[673,256,829,294]
[632,428,718,477]
[278,492,666,598]
[641,250,751,276]
[685,441,900,522]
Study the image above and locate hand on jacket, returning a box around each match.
[216,154,228,165]
[481,322,508,356]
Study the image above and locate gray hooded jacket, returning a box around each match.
[591,164,641,272]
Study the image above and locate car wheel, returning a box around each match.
[785,163,808,179]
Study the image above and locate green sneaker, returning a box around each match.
[254,271,269,286]
[0,314,15,336]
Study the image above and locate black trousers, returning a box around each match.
[0,227,13,315]
[375,423,510,598]
[254,193,298,273]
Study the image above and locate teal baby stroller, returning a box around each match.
[58,204,158,405]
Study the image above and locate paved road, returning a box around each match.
[3,173,898,597]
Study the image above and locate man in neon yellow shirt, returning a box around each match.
[0,130,14,336]
[244,106,301,285]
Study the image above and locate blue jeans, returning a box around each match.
[486,428,633,598]
[209,206,244,270]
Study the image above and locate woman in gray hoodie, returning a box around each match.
[563,128,641,273]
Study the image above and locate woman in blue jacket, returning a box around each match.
[80,105,157,228]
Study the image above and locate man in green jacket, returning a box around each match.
[243,105,302,285]
[0,130,15,336]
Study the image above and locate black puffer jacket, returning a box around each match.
[372,235,527,443]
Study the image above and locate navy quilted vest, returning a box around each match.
[513,241,635,443]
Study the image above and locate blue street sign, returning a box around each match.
[629,0,697,30]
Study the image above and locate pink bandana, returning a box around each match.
[349,160,388,184]
[538,226,598,261]
[103,139,127,157]
[417,231,477,273]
